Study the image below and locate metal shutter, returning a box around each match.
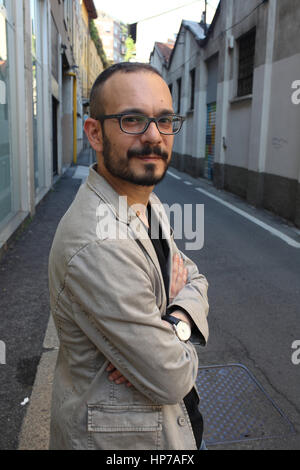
[205,102,216,180]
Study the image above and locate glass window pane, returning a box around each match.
[32,59,39,189]
[0,10,12,224]
[31,0,44,192]
[31,0,36,58]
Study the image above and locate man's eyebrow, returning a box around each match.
[119,108,175,116]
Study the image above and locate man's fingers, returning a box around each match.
[171,254,180,281]
[106,363,132,386]
[170,254,181,296]
[108,369,122,381]
[170,254,188,300]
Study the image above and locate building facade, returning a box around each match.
[155,0,300,228]
[149,41,174,79]
[94,11,126,64]
[0,0,103,257]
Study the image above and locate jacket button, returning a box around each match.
[178,416,187,426]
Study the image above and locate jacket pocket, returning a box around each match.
[87,404,162,450]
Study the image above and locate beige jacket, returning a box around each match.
[48,164,209,450]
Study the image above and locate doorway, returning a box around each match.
[52,96,58,176]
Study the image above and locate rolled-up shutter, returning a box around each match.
[205,102,216,180]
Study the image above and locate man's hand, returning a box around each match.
[106,362,133,387]
[162,253,191,329]
[169,253,188,302]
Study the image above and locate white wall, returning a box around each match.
[265,53,300,180]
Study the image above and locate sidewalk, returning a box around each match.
[16,149,95,450]
[0,162,85,449]
[17,148,96,450]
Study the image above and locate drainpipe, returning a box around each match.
[65,72,77,164]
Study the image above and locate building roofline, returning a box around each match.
[200,1,221,47]
[166,2,220,70]
[83,0,97,19]
[167,20,204,70]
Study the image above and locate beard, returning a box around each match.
[102,133,170,186]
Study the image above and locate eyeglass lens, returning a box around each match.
[120,115,182,134]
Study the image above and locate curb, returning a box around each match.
[18,315,59,450]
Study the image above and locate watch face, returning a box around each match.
[176,321,191,341]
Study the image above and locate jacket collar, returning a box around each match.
[87,163,131,224]
[86,164,172,238]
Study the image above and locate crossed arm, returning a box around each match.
[106,253,190,386]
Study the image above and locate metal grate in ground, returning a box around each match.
[195,364,295,445]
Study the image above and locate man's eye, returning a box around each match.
[123,116,145,123]
[159,116,173,124]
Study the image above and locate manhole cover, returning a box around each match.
[195,364,295,445]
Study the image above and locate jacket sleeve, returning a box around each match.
[167,239,209,346]
[65,238,199,405]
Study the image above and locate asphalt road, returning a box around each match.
[155,168,300,450]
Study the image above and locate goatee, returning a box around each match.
[102,137,170,186]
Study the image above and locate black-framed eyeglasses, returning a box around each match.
[96,113,185,135]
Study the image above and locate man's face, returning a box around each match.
[99,71,175,186]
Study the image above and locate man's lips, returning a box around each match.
[133,154,163,161]
[134,155,163,162]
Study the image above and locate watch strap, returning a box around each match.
[161,314,180,326]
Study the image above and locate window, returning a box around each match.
[237,29,256,97]
[190,68,195,110]
[51,15,59,81]
[31,0,45,192]
[63,0,67,30]
[0,5,12,223]
[168,83,173,96]
[177,78,181,113]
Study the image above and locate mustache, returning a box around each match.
[127,146,168,160]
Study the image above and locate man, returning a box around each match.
[48,63,209,450]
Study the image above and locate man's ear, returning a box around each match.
[84,118,103,153]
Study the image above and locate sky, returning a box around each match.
[93,0,220,25]
[93,0,220,62]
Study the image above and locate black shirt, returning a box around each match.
[147,207,203,449]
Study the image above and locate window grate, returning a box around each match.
[177,78,181,113]
[237,29,256,97]
[190,68,195,110]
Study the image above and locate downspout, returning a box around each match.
[65,72,77,164]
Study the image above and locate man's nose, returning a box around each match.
[140,121,162,144]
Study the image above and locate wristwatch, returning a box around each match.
[162,315,192,342]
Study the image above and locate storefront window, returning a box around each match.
[31,0,44,193]
[0,7,12,225]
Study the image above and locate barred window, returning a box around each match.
[190,68,195,109]
[177,78,181,113]
[237,29,256,97]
